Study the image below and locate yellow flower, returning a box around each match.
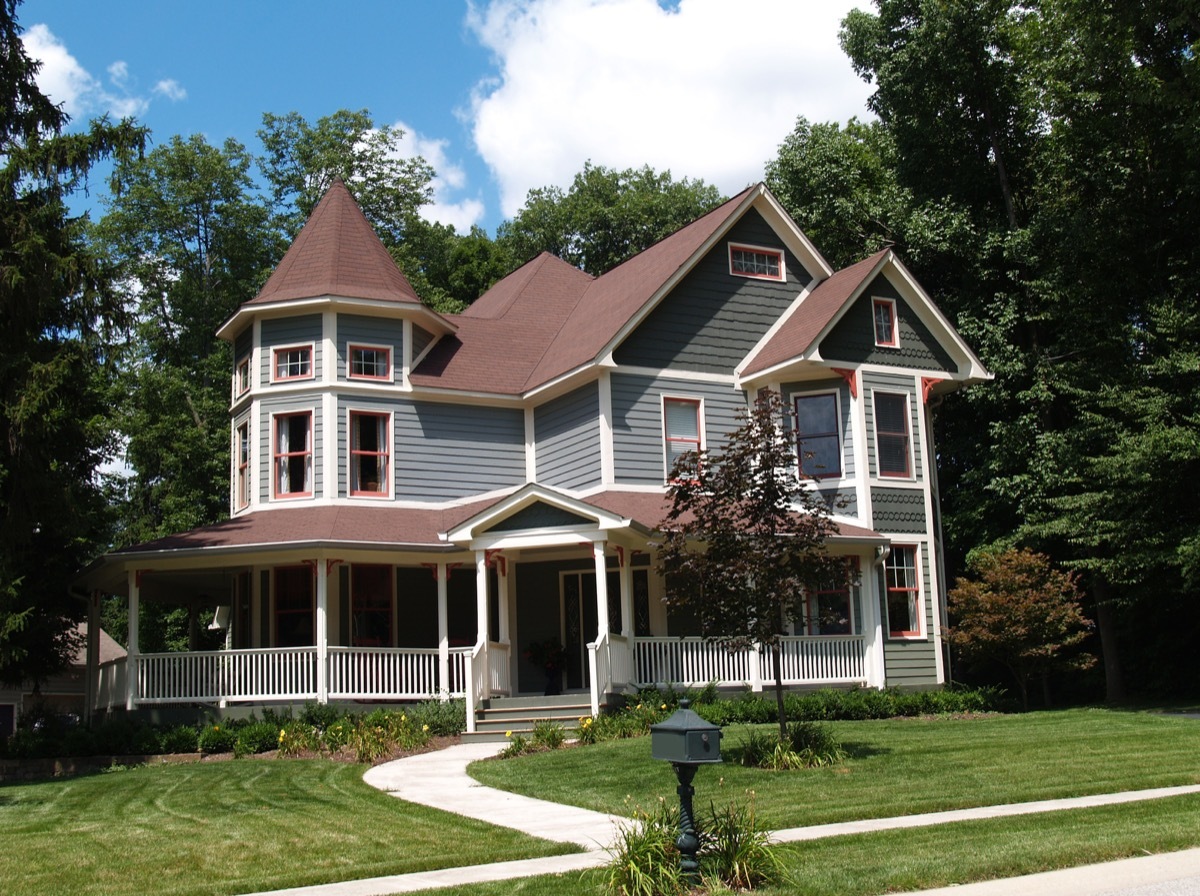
[505,730,513,738]
[660,703,667,710]
[401,714,407,722]
[422,724,429,732]
[213,725,219,732]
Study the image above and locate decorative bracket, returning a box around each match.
[921,377,943,403]
[485,549,507,577]
[326,558,344,577]
[831,368,858,399]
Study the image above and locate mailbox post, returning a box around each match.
[650,699,722,881]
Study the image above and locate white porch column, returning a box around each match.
[865,552,887,688]
[619,552,634,639]
[475,550,490,701]
[496,556,510,645]
[436,563,449,701]
[126,570,140,711]
[592,541,609,638]
[315,559,329,704]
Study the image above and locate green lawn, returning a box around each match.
[0,759,578,896]
[424,793,1200,896]
[468,709,1200,829]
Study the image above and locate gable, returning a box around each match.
[483,501,596,533]
[612,210,806,373]
[819,273,956,373]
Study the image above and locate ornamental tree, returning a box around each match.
[656,391,845,739]
[945,547,1095,710]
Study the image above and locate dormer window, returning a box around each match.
[729,243,784,281]
[873,298,899,347]
[273,345,314,382]
[348,344,391,381]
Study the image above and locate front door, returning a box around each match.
[561,570,622,690]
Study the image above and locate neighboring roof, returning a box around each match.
[742,250,889,377]
[71,622,126,666]
[247,179,423,307]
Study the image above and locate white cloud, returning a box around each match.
[467,0,873,217]
[21,23,182,122]
[392,120,487,233]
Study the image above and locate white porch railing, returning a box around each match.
[464,641,486,734]
[96,657,127,711]
[487,641,511,697]
[328,647,471,700]
[135,647,318,704]
[608,633,635,690]
[634,636,866,690]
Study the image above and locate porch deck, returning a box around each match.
[97,636,867,711]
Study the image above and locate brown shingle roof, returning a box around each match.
[248,179,422,307]
[741,250,890,376]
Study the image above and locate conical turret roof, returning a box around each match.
[247,179,422,306]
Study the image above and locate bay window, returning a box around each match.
[795,392,841,479]
[274,412,312,498]
[349,411,389,496]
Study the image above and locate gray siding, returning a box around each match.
[233,325,252,361]
[534,383,602,491]
[880,544,939,687]
[872,487,928,534]
[816,487,857,518]
[394,401,525,500]
[487,502,594,532]
[781,377,856,480]
[610,372,746,485]
[412,325,435,360]
[863,371,923,481]
[336,314,403,380]
[261,315,323,382]
[258,395,323,500]
[612,211,805,373]
[819,275,956,373]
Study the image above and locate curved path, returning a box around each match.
[241,741,1200,896]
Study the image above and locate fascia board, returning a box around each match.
[217,296,456,342]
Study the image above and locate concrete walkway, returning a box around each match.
[240,742,1200,896]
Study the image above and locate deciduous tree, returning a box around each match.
[656,391,845,738]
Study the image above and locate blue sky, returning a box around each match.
[21,0,872,234]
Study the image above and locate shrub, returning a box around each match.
[158,725,199,754]
[234,721,281,758]
[197,724,237,754]
[348,721,391,763]
[531,719,566,750]
[730,721,845,770]
[703,795,784,890]
[786,721,847,767]
[407,698,466,736]
[299,702,343,731]
[603,800,683,896]
[499,733,532,759]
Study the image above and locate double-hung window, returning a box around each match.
[274,565,314,647]
[273,345,313,382]
[663,397,702,481]
[803,559,858,635]
[884,545,921,637]
[235,421,251,510]
[349,411,389,496]
[728,243,784,281]
[874,392,912,478]
[274,412,312,498]
[795,393,841,479]
[873,298,899,347]
[234,356,251,397]
[348,344,391,381]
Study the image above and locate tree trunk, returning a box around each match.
[772,642,787,741]
[1093,579,1126,703]
[1041,673,1052,709]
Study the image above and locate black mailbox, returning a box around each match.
[650,699,722,764]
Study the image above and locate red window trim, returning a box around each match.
[873,297,899,348]
[272,411,313,499]
[663,396,702,483]
[874,391,912,479]
[235,421,251,510]
[728,243,785,281]
[347,343,393,382]
[271,344,315,383]
[885,545,922,638]
[349,410,390,497]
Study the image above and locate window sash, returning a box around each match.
[875,392,911,477]
[663,398,701,478]
[350,412,388,495]
[349,345,390,380]
[795,393,841,479]
[885,546,920,636]
[235,357,251,395]
[873,299,898,347]
[729,244,784,280]
[274,346,312,380]
[236,423,251,509]
[274,413,312,497]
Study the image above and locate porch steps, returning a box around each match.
[464,694,593,743]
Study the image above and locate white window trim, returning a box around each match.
[346,341,395,384]
[871,389,915,481]
[234,418,252,512]
[884,543,924,639]
[793,389,844,481]
[728,242,786,282]
[347,407,393,499]
[661,394,705,483]
[872,297,900,348]
[270,408,315,501]
[270,342,316,384]
[234,354,252,399]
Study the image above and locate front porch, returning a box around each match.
[94,635,869,722]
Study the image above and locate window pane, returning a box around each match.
[875,393,910,476]
[874,300,896,345]
[885,546,919,635]
[351,412,387,494]
[796,394,840,478]
[664,399,700,477]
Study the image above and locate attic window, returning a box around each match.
[873,298,899,347]
[729,244,784,281]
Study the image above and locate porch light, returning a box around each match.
[650,699,722,881]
